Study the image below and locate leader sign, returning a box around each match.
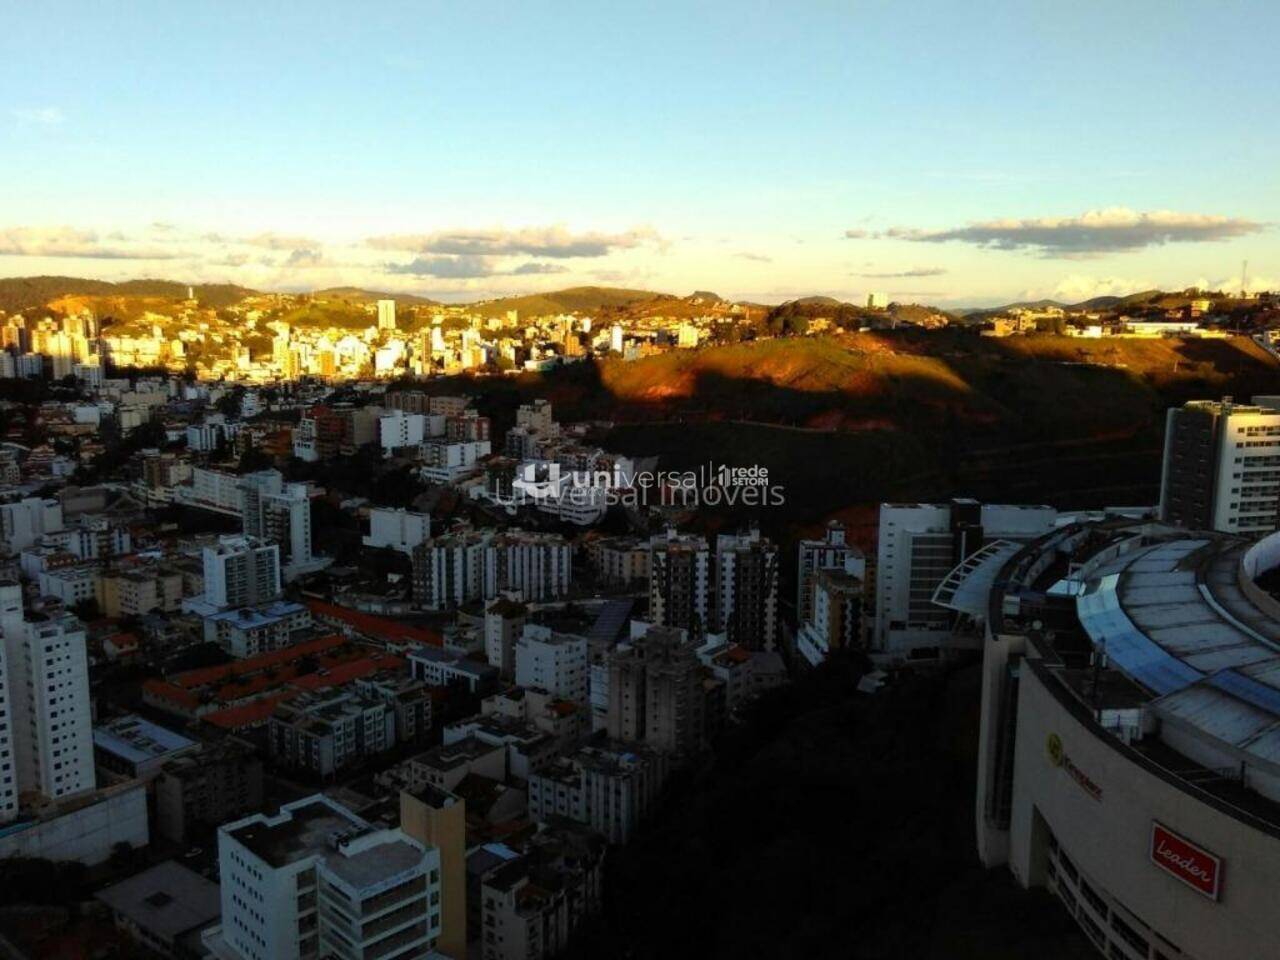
[1150,822,1223,901]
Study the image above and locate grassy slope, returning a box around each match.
[468,285,660,318]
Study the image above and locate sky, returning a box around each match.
[2,0,1279,306]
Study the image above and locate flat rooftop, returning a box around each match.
[228,798,365,868]
[93,715,196,765]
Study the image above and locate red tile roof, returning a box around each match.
[307,600,442,648]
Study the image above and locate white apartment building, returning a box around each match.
[363,507,432,554]
[420,439,490,483]
[0,497,63,553]
[202,535,282,610]
[515,624,588,704]
[874,499,1057,660]
[796,521,865,625]
[413,529,571,611]
[1160,396,1280,536]
[178,467,245,516]
[240,472,315,576]
[379,411,427,455]
[207,795,443,960]
[0,583,95,819]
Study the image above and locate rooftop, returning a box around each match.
[95,861,220,941]
[93,715,196,765]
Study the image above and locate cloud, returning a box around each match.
[1050,274,1156,302]
[883,208,1264,257]
[11,106,64,126]
[858,267,947,278]
[511,262,569,275]
[368,225,659,259]
[385,255,498,279]
[843,229,870,239]
[284,248,326,268]
[0,225,186,260]
[242,231,323,251]
[734,252,773,263]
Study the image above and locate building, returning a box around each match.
[526,742,668,844]
[377,298,397,331]
[1159,396,1280,536]
[0,583,95,818]
[364,507,432,554]
[201,535,282,610]
[412,528,572,611]
[269,690,396,778]
[239,471,316,577]
[155,740,265,845]
[874,500,1057,660]
[515,623,589,704]
[484,598,527,679]
[408,644,500,695]
[606,625,705,757]
[93,714,198,781]
[795,565,865,668]
[715,529,779,650]
[0,496,62,552]
[477,827,605,960]
[586,536,649,585]
[202,599,312,658]
[796,521,864,625]
[96,860,221,959]
[206,795,443,960]
[647,530,712,636]
[941,518,1280,960]
[400,785,467,960]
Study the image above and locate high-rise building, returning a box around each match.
[0,583,95,820]
[400,785,467,960]
[873,500,1056,659]
[202,535,282,609]
[647,531,712,636]
[515,623,588,704]
[412,528,571,610]
[1159,396,1280,536]
[796,521,864,625]
[207,795,443,960]
[714,529,779,650]
[377,298,397,331]
[239,471,314,576]
[606,625,705,757]
[796,565,865,668]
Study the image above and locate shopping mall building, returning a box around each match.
[936,518,1280,960]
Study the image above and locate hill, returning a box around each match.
[468,285,661,318]
[0,276,255,314]
[312,287,439,306]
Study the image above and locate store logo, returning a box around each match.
[1045,732,1102,801]
[1150,823,1222,901]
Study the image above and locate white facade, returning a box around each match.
[210,795,442,960]
[202,535,282,609]
[1160,396,1280,536]
[379,411,426,454]
[377,298,396,330]
[515,624,588,704]
[414,529,572,611]
[0,497,63,553]
[363,507,431,554]
[874,500,1056,659]
[0,584,96,818]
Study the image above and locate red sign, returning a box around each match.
[1150,822,1222,900]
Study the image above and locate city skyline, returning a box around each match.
[4,1,1279,306]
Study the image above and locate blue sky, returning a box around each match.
[3,0,1278,304]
